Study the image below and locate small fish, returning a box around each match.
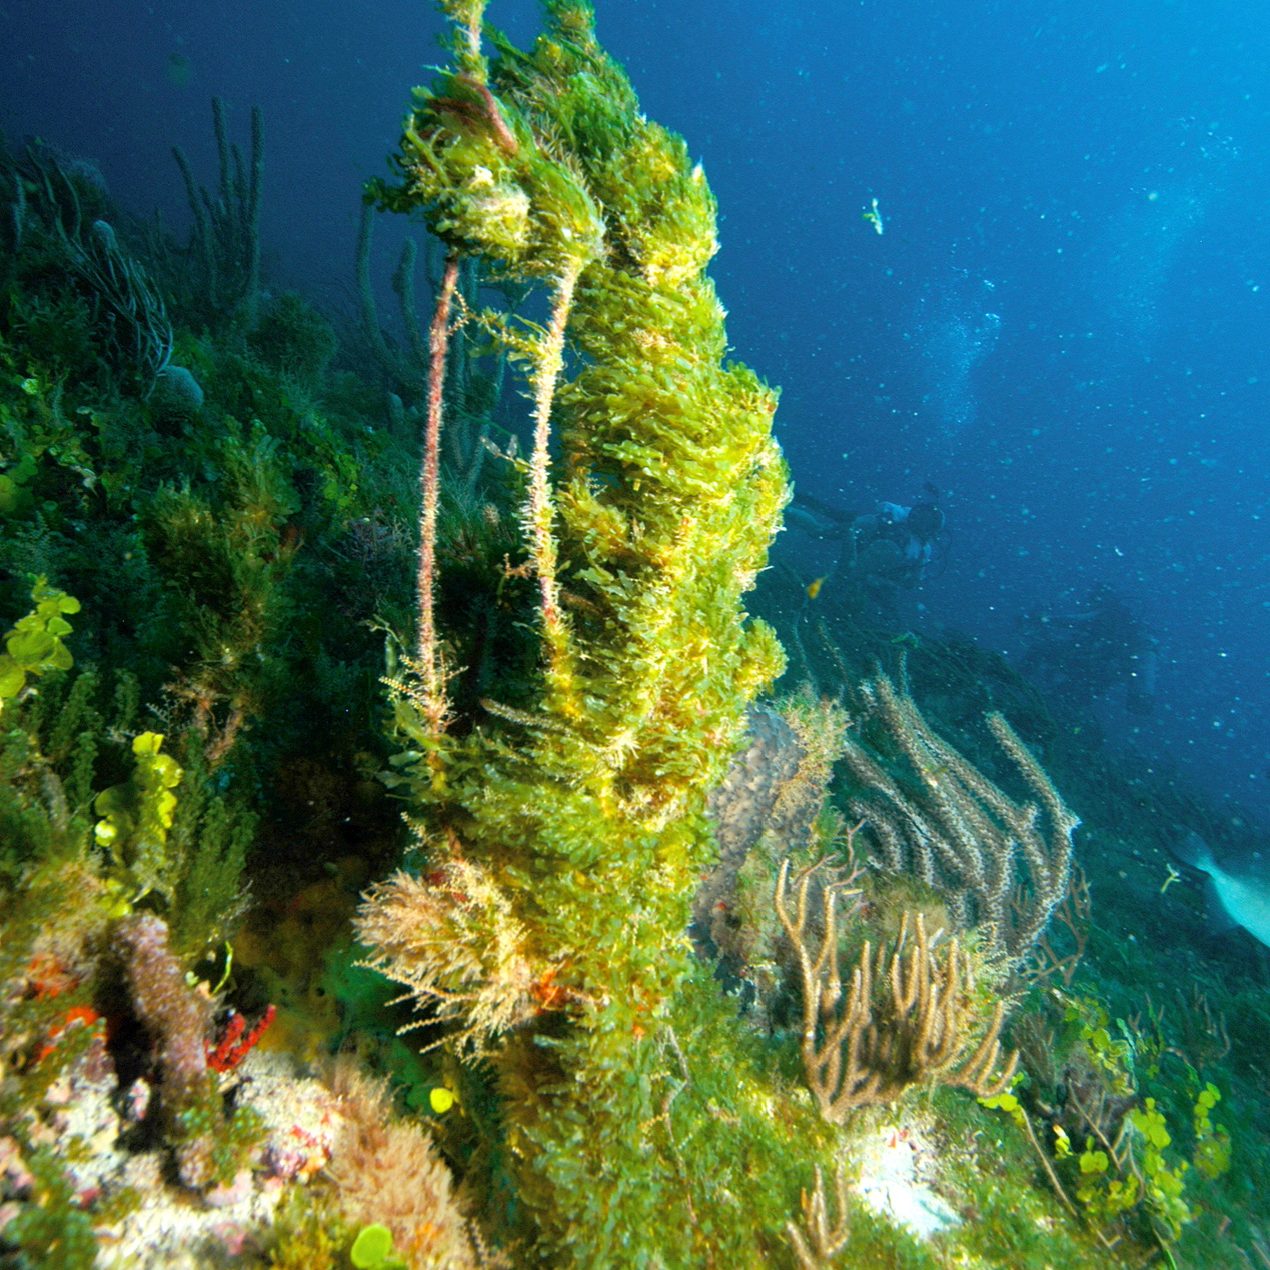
[1170,831,1270,948]
[429,1086,456,1114]
[863,196,884,235]
[806,575,827,600]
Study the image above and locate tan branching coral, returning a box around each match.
[842,667,1078,965]
[775,859,1017,1123]
[786,1161,851,1269]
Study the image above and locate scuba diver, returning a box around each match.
[845,493,946,592]
[1019,583,1159,716]
[785,483,947,625]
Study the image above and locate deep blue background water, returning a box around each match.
[3,1,1267,827]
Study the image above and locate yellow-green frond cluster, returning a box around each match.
[362,3,794,1259]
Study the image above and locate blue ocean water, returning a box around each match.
[5,0,1262,827]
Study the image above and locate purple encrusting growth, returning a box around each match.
[113,913,217,1187]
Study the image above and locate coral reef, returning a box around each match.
[786,1162,852,1269]
[698,701,837,940]
[842,665,1077,966]
[3,143,174,389]
[357,0,806,1258]
[776,865,1017,1120]
[0,86,421,1266]
[113,914,218,1188]
[324,1066,478,1269]
[247,293,337,387]
[0,1,1265,1266]
[170,98,263,323]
